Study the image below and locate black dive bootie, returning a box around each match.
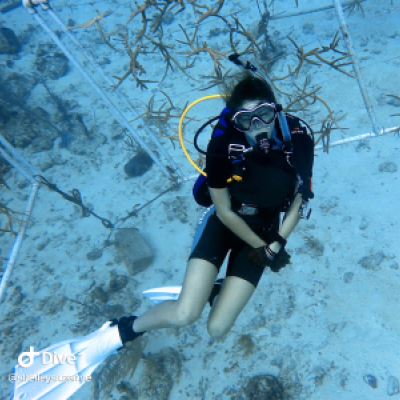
[114,316,146,345]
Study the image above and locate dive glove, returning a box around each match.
[298,183,314,202]
[248,246,291,272]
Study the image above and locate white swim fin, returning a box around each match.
[13,321,122,400]
[142,286,182,304]
[143,279,224,306]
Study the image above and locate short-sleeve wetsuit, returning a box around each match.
[189,120,298,287]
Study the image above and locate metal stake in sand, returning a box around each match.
[23,1,171,179]
[334,0,381,135]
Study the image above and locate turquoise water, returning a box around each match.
[1,0,400,399]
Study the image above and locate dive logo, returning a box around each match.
[18,346,79,368]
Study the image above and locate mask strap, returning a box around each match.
[276,105,291,142]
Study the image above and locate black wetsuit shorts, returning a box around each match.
[189,212,279,288]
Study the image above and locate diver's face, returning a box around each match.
[238,100,276,142]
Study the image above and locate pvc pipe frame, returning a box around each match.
[40,4,185,180]
[0,135,39,181]
[0,135,40,305]
[26,5,174,180]
[1,122,397,306]
[26,1,383,175]
[1,120,397,304]
[314,125,400,151]
[0,0,392,303]
[334,0,382,134]
[270,0,366,20]
[0,183,39,305]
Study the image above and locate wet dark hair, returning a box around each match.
[223,71,277,113]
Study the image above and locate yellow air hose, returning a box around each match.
[178,94,225,177]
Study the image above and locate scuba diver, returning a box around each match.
[13,66,314,400]
[116,70,315,344]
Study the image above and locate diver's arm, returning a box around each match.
[209,187,267,248]
[269,193,302,253]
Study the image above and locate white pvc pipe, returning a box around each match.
[42,4,185,180]
[0,134,40,179]
[25,7,172,179]
[315,125,400,150]
[0,147,36,184]
[270,0,366,20]
[334,0,381,134]
[0,182,39,305]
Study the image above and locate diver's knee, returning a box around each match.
[207,321,231,339]
[175,307,201,327]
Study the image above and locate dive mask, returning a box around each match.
[232,102,276,132]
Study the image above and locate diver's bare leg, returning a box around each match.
[133,258,218,332]
[207,276,255,339]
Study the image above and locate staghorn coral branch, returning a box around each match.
[112,30,148,90]
[126,0,156,25]
[104,25,126,37]
[287,32,355,78]
[67,10,112,30]
[229,16,265,56]
[319,31,348,55]
[188,0,225,24]
[168,0,185,14]
[0,203,24,236]
[96,21,119,51]
[177,24,229,71]
[287,36,321,77]
[199,66,233,91]
[314,52,354,78]
[343,0,365,16]
[146,33,198,82]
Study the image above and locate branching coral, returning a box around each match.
[288,32,354,78]
[67,10,113,30]
[112,30,155,91]
[126,0,185,29]
[58,0,356,152]
[146,33,198,83]
[0,203,23,236]
[129,92,195,149]
[344,0,365,16]
[95,21,119,51]
[188,0,225,24]
[177,24,230,72]
[199,65,233,91]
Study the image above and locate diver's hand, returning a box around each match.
[270,248,291,272]
[298,184,314,202]
[248,246,291,272]
[260,230,287,251]
[248,245,277,267]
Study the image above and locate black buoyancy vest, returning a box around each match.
[229,148,298,214]
[193,111,314,208]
